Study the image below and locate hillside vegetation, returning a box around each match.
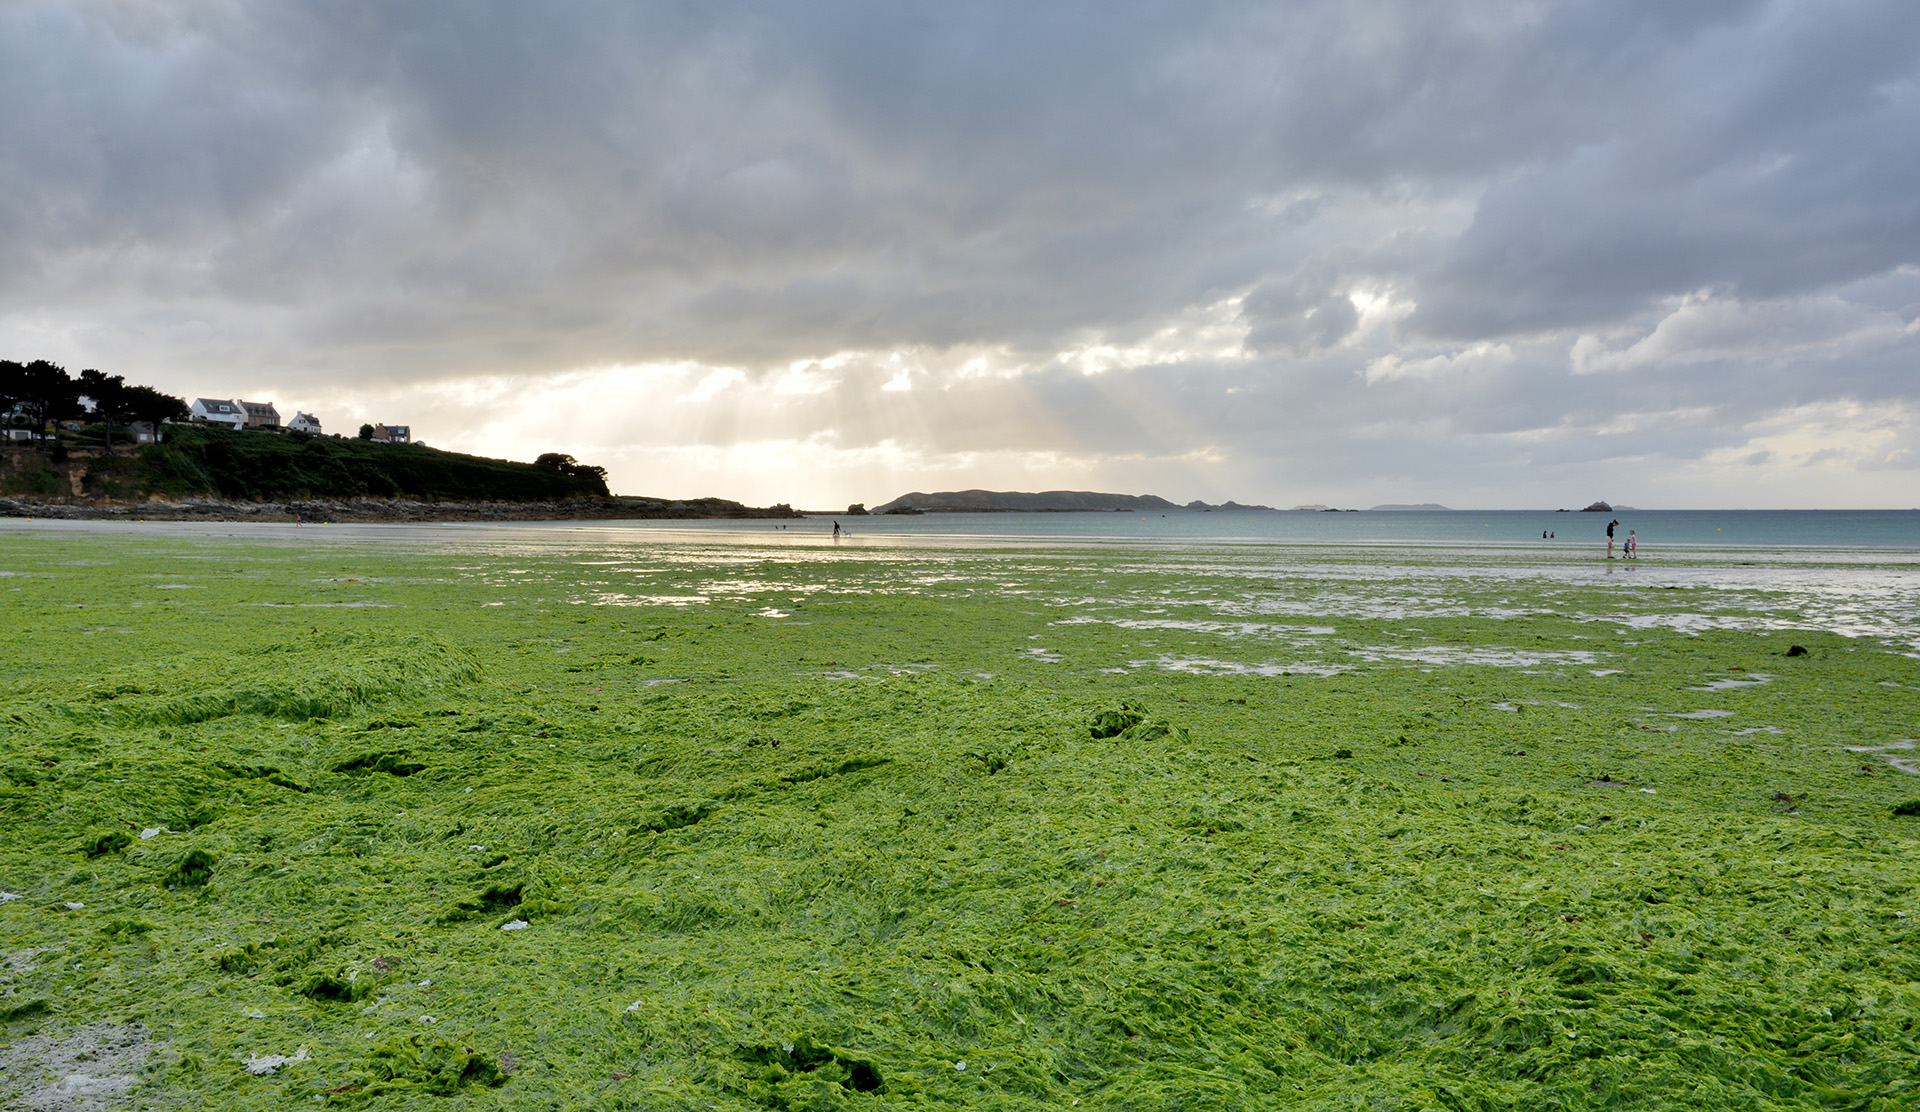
[6,424,610,503]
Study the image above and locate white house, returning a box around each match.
[287,411,323,435]
[190,398,246,429]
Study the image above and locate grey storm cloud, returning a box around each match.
[2,0,1917,506]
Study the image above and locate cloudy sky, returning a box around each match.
[4,1,1917,508]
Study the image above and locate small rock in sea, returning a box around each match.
[500,919,530,931]
[1786,645,1809,657]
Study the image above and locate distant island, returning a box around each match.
[870,490,1277,513]
[1369,503,1451,511]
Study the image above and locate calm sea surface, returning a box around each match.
[768,508,1920,549]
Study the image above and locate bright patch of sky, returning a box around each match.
[3,1,1918,508]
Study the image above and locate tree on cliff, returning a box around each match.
[0,360,82,443]
[4,360,188,448]
[534,452,611,496]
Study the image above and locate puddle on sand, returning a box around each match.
[1692,673,1771,690]
[1673,709,1735,718]
[1732,726,1784,735]
[1591,669,1625,677]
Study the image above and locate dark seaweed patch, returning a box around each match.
[101,917,156,940]
[358,1035,508,1095]
[1089,704,1146,738]
[163,848,218,889]
[331,752,427,777]
[82,829,132,857]
[1893,800,1920,817]
[438,882,523,924]
[635,801,715,833]
[1,999,52,1023]
[301,972,374,1004]
[780,755,890,785]
[736,1035,883,1101]
[216,942,264,975]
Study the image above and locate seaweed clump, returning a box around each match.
[734,1036,883,1105]
[334,1035,508,1098]
[82,830,132,857]
[1089,703,1185,742]
[162,848,217,890]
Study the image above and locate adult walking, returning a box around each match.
[1606,518,1618,559]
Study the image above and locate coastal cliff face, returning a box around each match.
[0,429,801,520]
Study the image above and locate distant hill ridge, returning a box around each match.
[872,489,1276,513]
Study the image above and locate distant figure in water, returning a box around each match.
[1626,529,1637,559]
[1606,518,1619,558]
[833,521,841,538]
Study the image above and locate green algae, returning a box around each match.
[1,528,1918,1109]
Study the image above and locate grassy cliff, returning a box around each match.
[7,424,609,503]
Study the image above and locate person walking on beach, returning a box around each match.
[1626,529,1637,559]
[1606,518,1618,558]
[833,520,841,538]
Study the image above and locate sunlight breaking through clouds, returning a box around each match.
[3,1,1918,508]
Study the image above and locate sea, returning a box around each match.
[763,508,1920,550]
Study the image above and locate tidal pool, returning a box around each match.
[2,521,1917,1110]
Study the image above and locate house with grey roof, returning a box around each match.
[189,398,245,429]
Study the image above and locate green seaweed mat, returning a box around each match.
[2,527,1917,1110]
